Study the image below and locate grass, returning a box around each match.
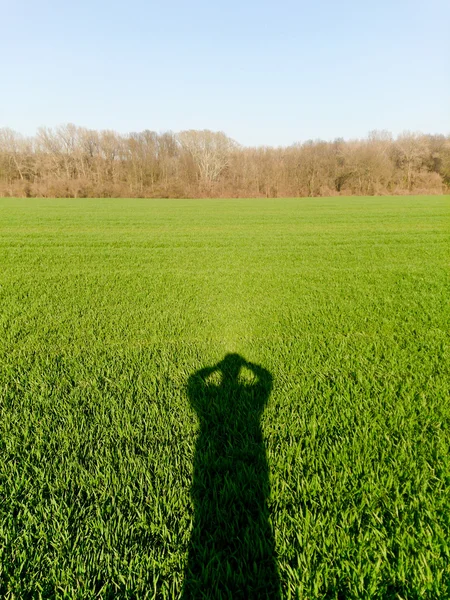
[0,196,449,599]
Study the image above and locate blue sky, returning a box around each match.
[2,0,449,146]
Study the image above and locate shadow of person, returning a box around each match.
[182,354,280,599]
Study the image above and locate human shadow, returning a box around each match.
[182,354,280,599]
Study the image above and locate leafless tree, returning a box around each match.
[0,124,448,198]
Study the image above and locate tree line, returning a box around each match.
[1,125,449,198]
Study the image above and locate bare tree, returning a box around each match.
[395,132,430,191]
[0,124,448,198]
[0,128,32,182]
[177,130,238,189]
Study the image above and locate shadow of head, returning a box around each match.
[188,353,272,420]
[219,352,245,381]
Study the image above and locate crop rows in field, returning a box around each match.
[0,196,449,598]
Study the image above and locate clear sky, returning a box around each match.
[2,0,449,146]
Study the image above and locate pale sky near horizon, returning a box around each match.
[2,0,449,146]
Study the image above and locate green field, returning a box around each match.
[1,196,449,599]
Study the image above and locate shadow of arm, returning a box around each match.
[187,366,218,396]
[245,361,273,395]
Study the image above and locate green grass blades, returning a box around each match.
[0,196,449,599]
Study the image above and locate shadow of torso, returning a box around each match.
[183,354,280,599]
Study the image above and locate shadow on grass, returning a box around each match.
[182,354,280,599]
